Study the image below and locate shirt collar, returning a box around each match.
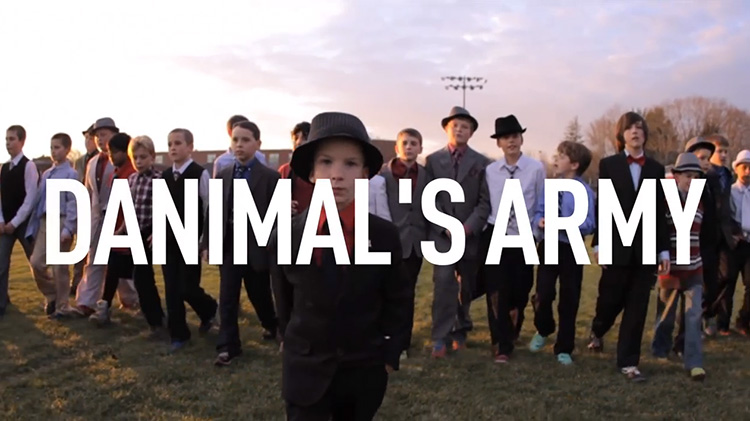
[447,143,468,155]
[10,153,24,165]
[624,149,644,159]
[52,160,71,170]
[173,158,194,174]
[317,200,356,234]
[235,157,257,169]
[500,153,526,171]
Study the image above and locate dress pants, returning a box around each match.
[0,220,34,313]
[161,242,218,342]
[481,224,534,355]
[401,253,422,351]
[217,255,278,356]
[132,231,165,327]
[285,365,388,421]
[532,240,584,355]
[591,264,655,368]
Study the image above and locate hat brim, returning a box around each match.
[686,141,715,155]
[733,159,750,168]
[491,128,527,139]
[290,135,384,183]
[672,165,704,175]
[93,126,119,134]
[441,115,478,132]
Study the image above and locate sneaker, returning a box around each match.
[704,317,718,337]
[528,333,546,352]
[431,341,447,359]
[587,335,604,352]
[72,305,95,318]
[44,301,56,316]
[49,304,76,320]
[168,340,189,354]
[494,353,509,363]
[557,353,573,365]
[621,366,646,383]
[199,318,215,336]
[690,367,706,381]
[88,300,110,326]
[718,329,731,337]
[451,339,466,352]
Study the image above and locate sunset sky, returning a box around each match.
[1,0,749,162]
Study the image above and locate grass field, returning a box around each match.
[2,244,750,420]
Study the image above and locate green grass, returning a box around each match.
[2,244,750,420]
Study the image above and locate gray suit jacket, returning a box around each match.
[424,146,491,259]
[202,162,281,272]
[380,161,430,258]
[85,154,115,245]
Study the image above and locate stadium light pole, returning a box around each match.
[441,76,488,108]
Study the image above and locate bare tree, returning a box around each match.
[563,116,584,143]
[644,106,679,165]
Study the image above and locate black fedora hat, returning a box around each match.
[441,106,478,132]
[290,112,384,182]
[82,123,94,135]
[490,114,526,139]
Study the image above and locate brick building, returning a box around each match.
[31,139,396,176]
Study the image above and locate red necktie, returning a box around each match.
[627,155,645,166]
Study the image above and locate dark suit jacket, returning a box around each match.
[269,210,410,406]
[201,161,280,271]
[592,153,669,266]
[424,146,491,259]
[379,160,431,258]
[708,164,739,250]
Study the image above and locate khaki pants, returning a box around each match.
[29,216,72,308]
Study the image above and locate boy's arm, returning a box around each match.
[198,169,211,249]
[592,159,608,249]
[464,162,491,235]
[580,183,597,237]
[269,232,292,339]
[380,224,409,371]
[369,176,392,222]
[532,183,546,237]
[10,160,40,228]
[62,170,78,238]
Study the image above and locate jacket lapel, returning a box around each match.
[222,168,233,229]
[457,149,475,183]
[615,153,637,195]
[438,148,453,178]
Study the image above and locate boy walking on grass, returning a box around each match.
[651,153,707,381]
[528,141,596,365]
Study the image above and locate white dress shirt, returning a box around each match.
[485,153,545,234]
[173,159,210,216]
[368,175,392,221]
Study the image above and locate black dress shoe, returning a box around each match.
[262,328,278,341]
[45,301,56,316]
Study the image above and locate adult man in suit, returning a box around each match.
[269,111,410,420]
[588,111,670,382]
[74,118,139,316]
[71,124,99,295]
[203,120,280,366]
[425,106,491,358]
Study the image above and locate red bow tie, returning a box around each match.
[627,155,645,166]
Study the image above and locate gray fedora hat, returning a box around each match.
[290,111,383,181]
[672,152,704,175]
[441,106,478,132]
[685,136,715,155]
[92,117,119,133]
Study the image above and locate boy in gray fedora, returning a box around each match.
[651,153,707,381]
[425,106,491,358]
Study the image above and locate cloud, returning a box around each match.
[2,1,748,161]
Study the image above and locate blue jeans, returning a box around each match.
[652,279,703,370]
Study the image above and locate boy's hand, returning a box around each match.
[385,364,394,374]
[201,249,208,263]
[594,251,607,269]
[147,234,153,248]
[444,229,451,239]
[61,232,72,243]
[4,223,15,234]
[291,200,299,216]
[658,258,670,275]
[538,218,545,229]
[0,222,5,233]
